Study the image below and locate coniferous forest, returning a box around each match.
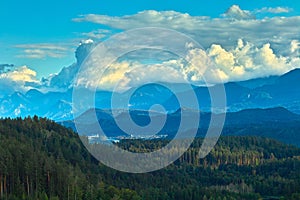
[0,117,300,200]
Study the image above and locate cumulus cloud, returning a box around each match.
[67,36,299,92]
[73,58,185,92]
[84,60,182,91]
[5,66,38,82]
[0,66,40,97]
[222,5,255,20]
[290,40,300,53]
[3,39,299,94]
[207,39,297,82]
[15,43,71,59]
[48,40,95,89]
[75,57,201,92]
[182,47,212,82]
[71,29,222,91]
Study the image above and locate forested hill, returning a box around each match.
[1,117,300,200]
[0,117,140,200]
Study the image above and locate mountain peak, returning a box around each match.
[281,68,300,78]
[279,68,300,81]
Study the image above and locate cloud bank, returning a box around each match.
[60,37,299,92]
[2,5,299,94]
[73,7,300,55]
[69,5,300,90]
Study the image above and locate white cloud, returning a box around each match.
[222,5,255,20]
[5,40,298,94]
[73,58,186,92]
[183,47,211,82]
[80,39,94,44]
[256,7,292,14]
[0,66,40,97]
[5,66,38,82]
[7,5,296,93]
[81,29,111,39]
[48,40,95,89]
[73,10,210,31]
[15,44,68,51]
[290,40,300,53]
[15,43,71,59]
[97,61,135,91]
[73,9,300,57]
[45,6,300,91]
[70,38,300,91]
[119,62,186,91]
[1,6,298,95]
[207,39,297,82]
[21,49,65,59]
[209,44,236,69]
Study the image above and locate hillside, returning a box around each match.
[0,117,140,200]
[1,118,300,199]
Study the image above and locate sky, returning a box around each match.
[0,0,300,93]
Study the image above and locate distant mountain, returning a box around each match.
[61,107,300,146]
[235,75,279,89]
[1,68,300,120]
[224,107,300,125]
[0,92,29,116]
[0,89,73,120]
[164,69,300,113]
[62,108,180,137]
[255,69,300,110]
[220,69,300,113]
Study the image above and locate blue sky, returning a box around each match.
[0,0,300,91]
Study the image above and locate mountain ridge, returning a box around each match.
[1,68,300,120]
[60,106,300,146]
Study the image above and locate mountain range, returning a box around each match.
[1,67,300,121]
[60,106,300,146]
